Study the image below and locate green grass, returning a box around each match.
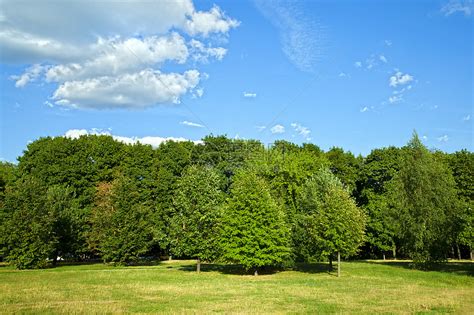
[1,260,473,314]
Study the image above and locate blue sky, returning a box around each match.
[1,0,472,162]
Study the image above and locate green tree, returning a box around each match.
[169,165,224,272]
[220,171,291,275]
[390,132,460,263]
[89,176,155,264]
[1,177,56,269]
[357,147,402,259]
[447,150,474,259]
[297,168,366,276]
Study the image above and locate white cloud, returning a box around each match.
[43,100,54,108]
[354,61,362,68]
[338,72,349,78]
[64,129,201,147]
[389,95,403,104]
[1,0,238,109]
[270,124,285,134]
[441,0,473,16]
[384,40,392,46]
[290,122,311,140]
[437,135,449,142]
[422,135,428,141]
[379,55,388,63]
[45,33,189,83]
[52,69,201,109]
[256,125,266,132]
[11,64,45,87]
[360,106,369,113]
[389,71,413,87]
[255,0,326,73]
[189,39,227,63]
[243,92,257,98]
[180,120,204,128]
[463,114,471,121]
[184,6,240,36]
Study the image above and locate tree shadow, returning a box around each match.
[177,263,284,275]
[292,262,336,276]
[359,260,474,277]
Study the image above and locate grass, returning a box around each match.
[0,260,473,314]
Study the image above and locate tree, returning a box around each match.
[447,150,474,259]
[297,168,366,276]
[169,165,224,272]
[389,132,460,263]
[357,147,402,259]
[220,171,291,275]
[89,176,155,264]
[1,177,56,269]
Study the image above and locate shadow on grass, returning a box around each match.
[177,263,290,275]
[176,261,335,276]
[359,260,474,277]
[293,262,337,276]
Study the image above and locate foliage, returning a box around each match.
[389,132,461,263]
[296,168,366,261]
[220,171,291,272]
[169,165,224,262]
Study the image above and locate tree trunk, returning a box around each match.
[470,248,473,261]
[383,253,386,261]
[451,246,455,259]
[392,245,397,260]
[196,258,201,273]
[329,256,333,270]
[254,269,258,276]
[456,244,462,260]
[169,255,172,261]
[337,251,341,278]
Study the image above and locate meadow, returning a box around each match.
[1,260,473,314]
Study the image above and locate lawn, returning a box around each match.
[0,260,473,314]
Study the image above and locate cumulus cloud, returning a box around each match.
[52,69,201,109]
[255,0,327,73]
[64,128,201,147]
[389,71,413,87]
[463,114,471,121]
[437,135,449,142]
[271,124,285,134]
[2,0,238,109]
[184,6,240,36]
[354,61,362,68]
[291,122,311,140]
[441,0,473,16]
[180,120,205,128]
[379,55,388,63]
[360,106,369,113]
[384,40,392,46]
[11,64,45,87]
[243,92,257,98]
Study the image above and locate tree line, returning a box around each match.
[0,132,472,272]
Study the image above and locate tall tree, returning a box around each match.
[169,165,224,272]
[297,168,366,275]
[220,171,291,275]
[1,177,56,269]
[389,132,460,263]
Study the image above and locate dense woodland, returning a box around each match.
[0,132,472,272]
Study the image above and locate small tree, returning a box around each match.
[297,168,366,276]
[220,171,291,275]
[170,165,224,272]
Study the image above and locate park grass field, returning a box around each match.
[0,260,473,314]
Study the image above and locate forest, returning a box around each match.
[0,132,472,272]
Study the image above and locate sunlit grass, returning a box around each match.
[1,260,472,314]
